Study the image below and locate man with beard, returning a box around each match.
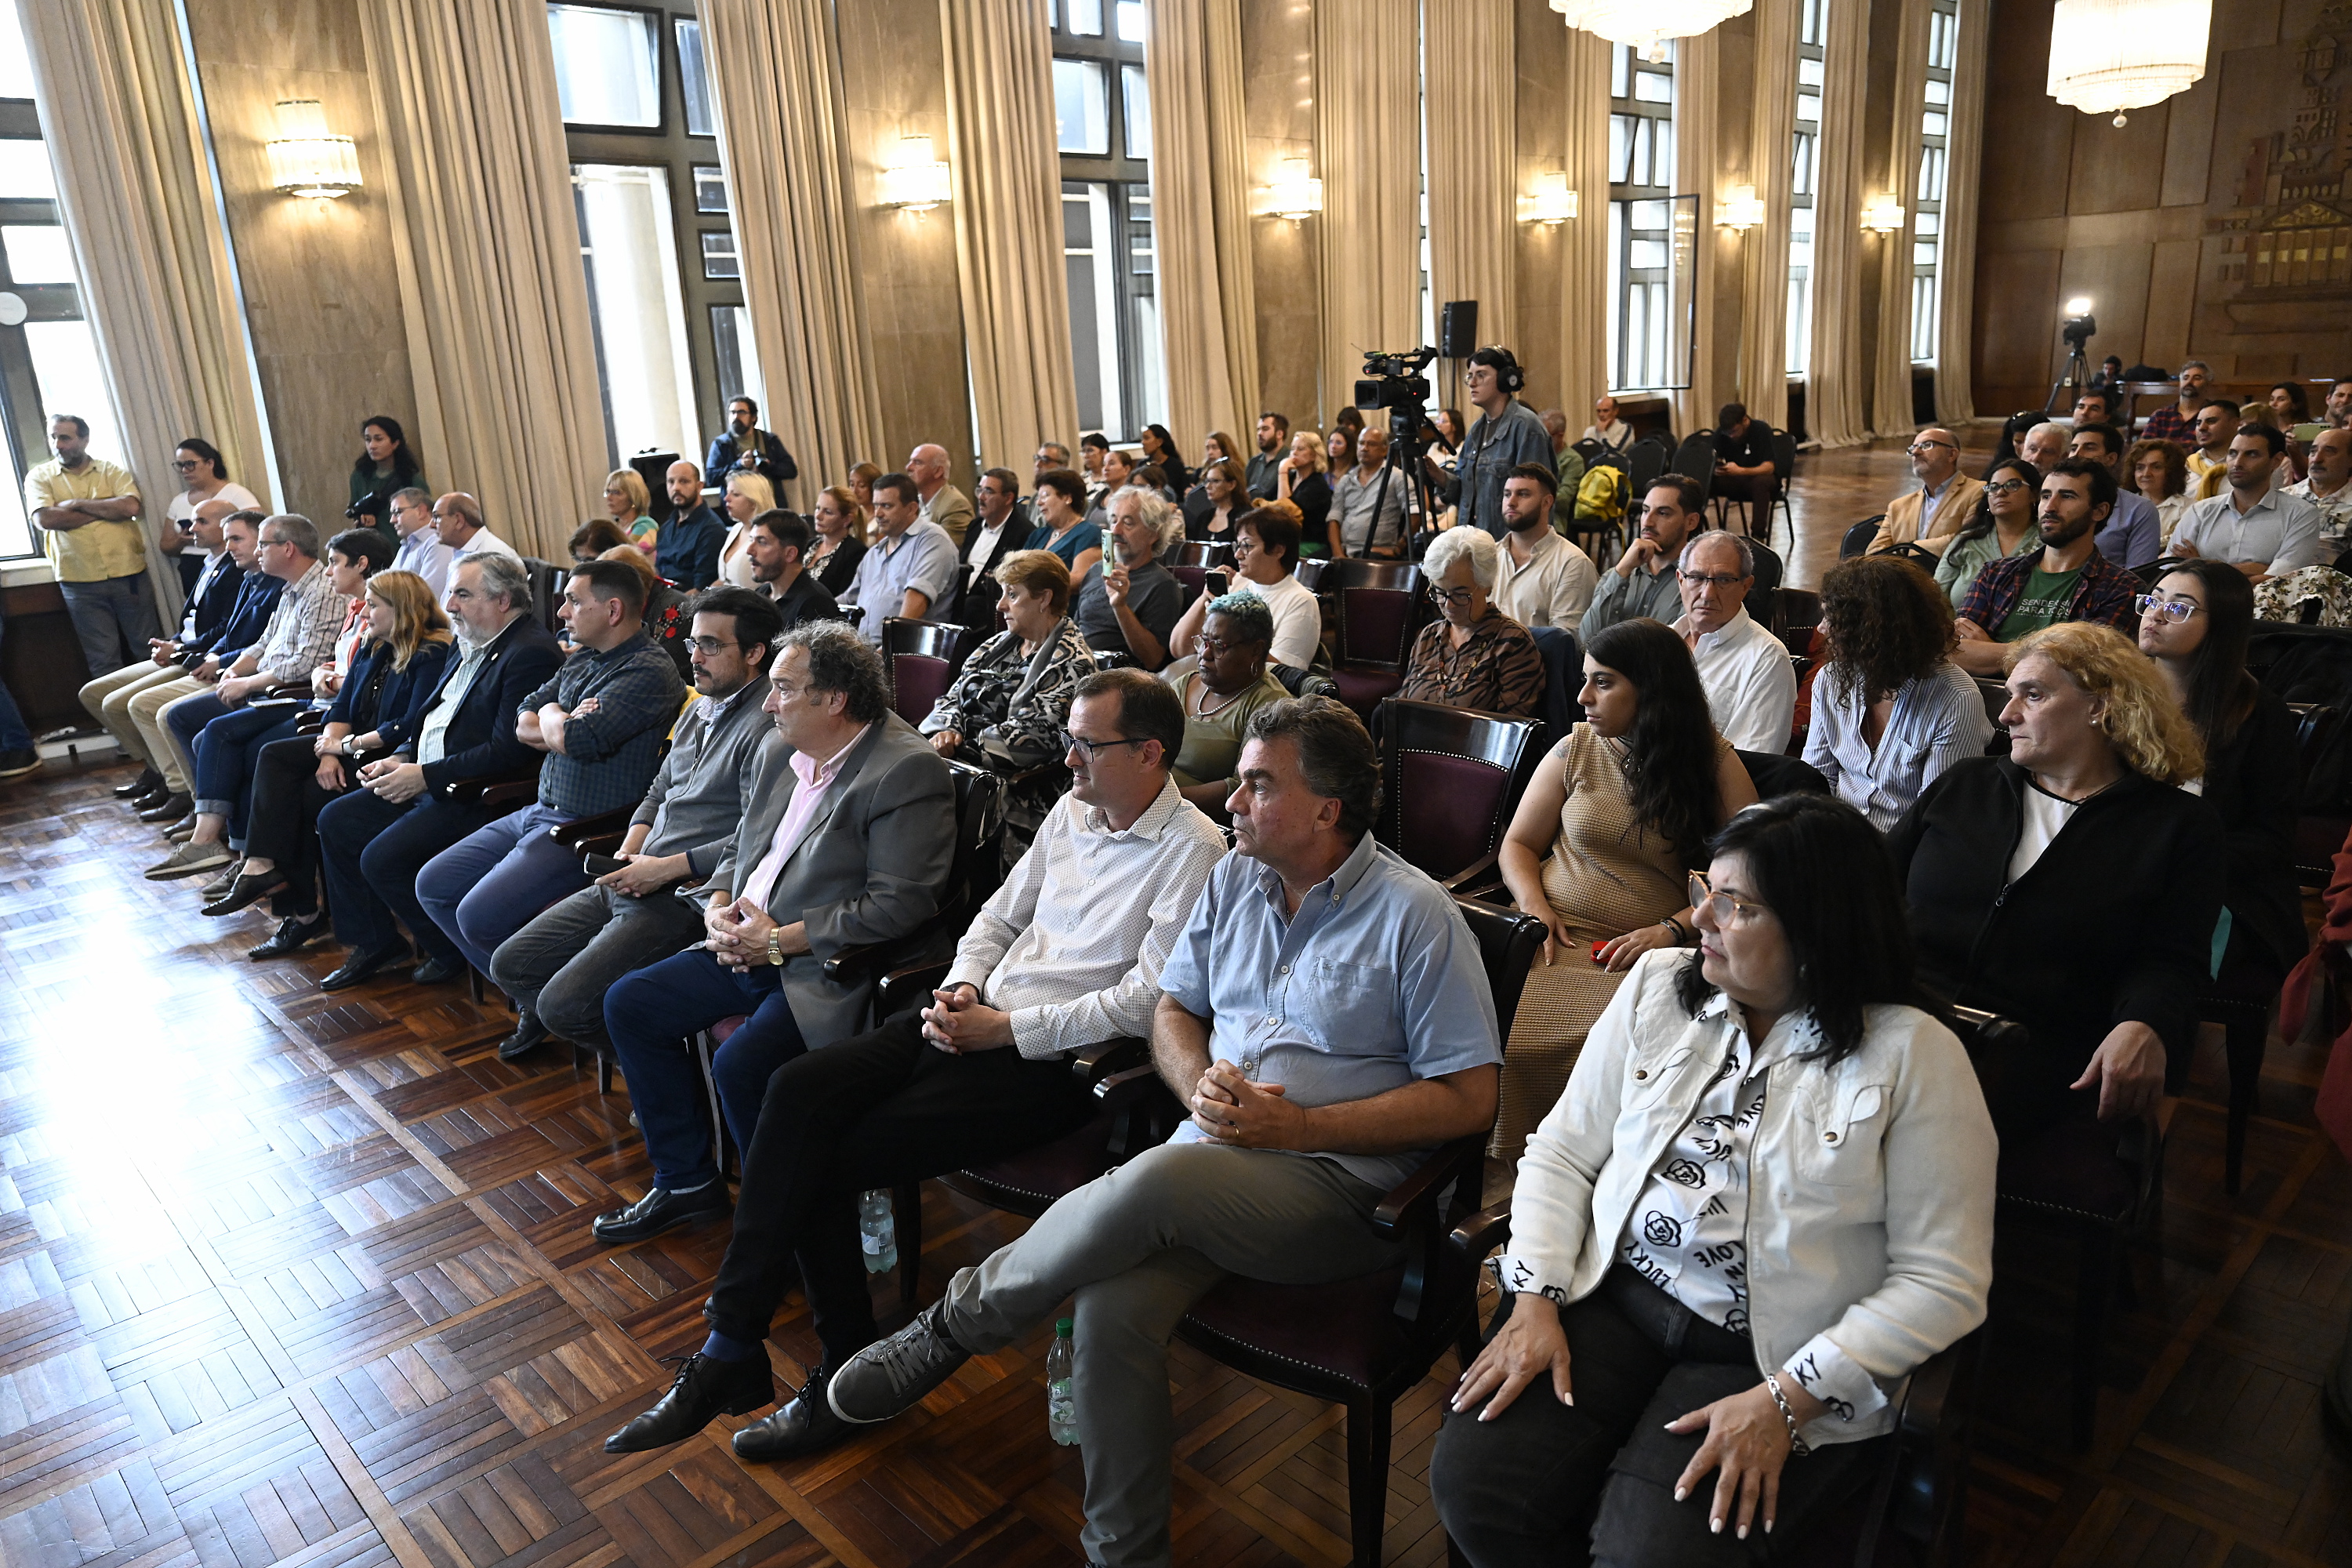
[1579,475,1704,642]
[1070,487,1183,670]
[1951,458,2140,676]
[705,396,799,493]
[1245,412,1289,500]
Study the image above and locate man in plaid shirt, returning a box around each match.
[2139,360,2210,448]
[1952,458,2139,677]
[412,557,685,982]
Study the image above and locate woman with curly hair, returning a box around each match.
[1805,554,1991,829]
[1890,620,2222,1137]
[1487,618,1759,1156]
[2126,437,2192,551]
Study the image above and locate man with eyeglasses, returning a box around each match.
[488,586,784,1063]
[1951,459,2140,677]
[2140,360,2211,448]
[1436,345,1556,539]
[1867,426,1983,555]
[601,668,1226,1465]
[2067,423,2161,571]
[81,497,247,802]
[1073,486,1184,669]
[1581,475,1704,641]
[2169,426,2325,581]
[1672,531,1797,753]
[385,485,456,597]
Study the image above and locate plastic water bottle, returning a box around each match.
[858,1189,898,1274]
[1047,1317,1078,1446]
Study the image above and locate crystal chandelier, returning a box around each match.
[1549,0,1753,63]
[2045,0,2211,127]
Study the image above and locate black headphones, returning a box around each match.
[1475,345,1526,394]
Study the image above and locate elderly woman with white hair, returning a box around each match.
[1070,485,1188,670]
[1402,525,1546,716]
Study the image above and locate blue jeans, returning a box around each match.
[0,604,32,753]
[605,948,809,1191]
[192,704,300,841]
[317,789,504,961]
[413,804,589,976]
[60,572,160,681]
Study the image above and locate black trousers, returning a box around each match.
[1432,1267,1889,1567]
[245,734,350,917]
[316,787,504,960]
[702,1008,1097,1369]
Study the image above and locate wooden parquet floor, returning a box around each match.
[2,438,2350,1567]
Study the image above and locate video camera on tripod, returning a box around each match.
[1352,347,1443,554]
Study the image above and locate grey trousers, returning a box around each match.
[941,1140,1401,1568]
[488,882,706,1050]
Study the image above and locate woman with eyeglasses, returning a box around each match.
[1182,456,1245,543]
[1401,526,1545,717]
[920,550,1096,862]
[1157,592,1289,816]
[2139,561,2304,1016]
[2125,438,2193,553]
[1436,793,1994,1566]
[1933,457,2040,612]
[1806,554,1991,830]
[1890,621,2223,1138]
[1489,617,1758,1156]
[1167,503,1322,672]
[163,438,261,594]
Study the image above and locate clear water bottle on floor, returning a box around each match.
[1047,1317,1079,1446]
[858,1189,897,1274]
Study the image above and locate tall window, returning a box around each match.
[1051,0,1162,441]
[0,0,114,561]
[546,2,754,468]
[1606,44,1676,392]
[1788,0,1826,377]
[1912,0,1959,363]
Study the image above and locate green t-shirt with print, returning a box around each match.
[1995,564,2085,641]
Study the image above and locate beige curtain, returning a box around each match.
[1736,0,1799,431]
[1316,0,1421,421]
[1561,30,1612,412]
[1869,0,1929,437]
[1426,2,1516,363]
[22,0,270,620]
[700,0,883,503]
[946,0,1080,470]
[359,0,602,561]
[1671,31,1720,436]
[1934,0,1989,428]
[1805,0,1871,448]
[1147,0,1258,447]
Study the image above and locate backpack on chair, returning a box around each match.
[1575,462,1628,523]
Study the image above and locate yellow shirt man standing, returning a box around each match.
[24,413,156,677]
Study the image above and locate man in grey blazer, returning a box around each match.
[596,621,957,1243]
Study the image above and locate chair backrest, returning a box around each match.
[1169,539,1232,570]
[1293,557,1327,593]
[1744,541,1784,600]
[1774,586,1822,637]
[1572,437,1606,468]
[1735,749,1831,799]
[1944,1003,2031,1104]
[881,616,982,727]
[1769,429,1798,482]
[1625,438,1667,499]
[1527,625,1582,739]
[1668,433,1716,502]
[1167,562,1210,612]
[1319,557,1424,666]
[1453,896,1548,1043]
[1378,699,1547,885]
[939,757,1008,913]
[1840,517,1886,559]
[523,557,564,635]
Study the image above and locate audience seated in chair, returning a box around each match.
[1867,427,1984,557]
[1491,619,1758,1156]
[2126,439,2194,555]
[1803,555,1991,831]
[1581,476,1703,643]
[907,441,974,546]
[410,557,686,985]
[816,695,1501,1568]
[1159,591,1290,818]
[430,489,523,566]
[1182,456,1247,545]
[1951,459,2140,677]
[739,508,841,630]
[1403,527,1545,718]
[592,622,956,1244]
[1933,458,2042,612]
[2184,399,2241,502]
[487,586,783,1062]
[805,485,869,598]
[1583,394,1635,456]
[1670,531,1797,753]
[387,487,455,596]
[595,544,694,681]
[1031,466,1105,583]
[569,517,631,564]
[603,667,1228,1464]
[1435,795,1995,1566]
[1889,622,2222,1139]
[207,570,455,960]
[1709,401,1777,514]
[1070,486,1185,670]
[2285,426,2352,550]
[1164,502,1322,672]
[2169,426,2326,582]
[842,471,960,644]
[712,471,775,591]
[314,553,564,992]
[956,466,1037,629]
[1493,463,1597,630]
[601,466,658,557]
[1328,424,1410,560]
[919,549,1097,863]
[2138,358,2209,449]
[2070,423,2162,572]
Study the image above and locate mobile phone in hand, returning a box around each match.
[583,852,627,877]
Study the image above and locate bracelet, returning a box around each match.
[1762,1372,1812,1457]
[1658,915,1688,944]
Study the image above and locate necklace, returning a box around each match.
[1192,677,1245,717]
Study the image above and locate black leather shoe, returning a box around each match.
[733,1368,851,1461]
[411,954,461,985]
[603,1352,772,1454]
[115,767,165,798]
[136,791,193,823]
[592,1184,732,1245]
[318,942,409,991]
[497,1009,551,1062]
[249,913,328,960]
[202,869,289,917]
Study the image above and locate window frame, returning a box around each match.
[1788,0,1826,379]
[1051,9,1159,442]
[1606,44,1686,394]
[0,96,84,562]
[1911,0,1959,365]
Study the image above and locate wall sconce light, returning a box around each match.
[1262,158,1324,223]
[879,136,952,213]
[267,100,361,199]
[1860,198,1906,233]
[1715,184,1766,231]
[1519,170,1579,226]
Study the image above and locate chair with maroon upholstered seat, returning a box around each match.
[1319,557,1425,719]
[880,616,985,728]
[1374,698,1544,897]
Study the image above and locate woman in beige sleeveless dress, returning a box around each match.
[1490,619,1758,1156]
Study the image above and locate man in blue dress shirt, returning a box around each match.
[657,459,728,589]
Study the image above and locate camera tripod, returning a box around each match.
[2045,339,2092,415]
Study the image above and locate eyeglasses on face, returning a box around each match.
[685,636,748,656]
[1906,441,1957,457]
[2132,593,2202,624]
[172,459,202,471]
[1193,632,1265,659]
[1984,479,2032,495]
[1689,871,1772,927]
[1062,731,1148,760]
[1677,572,1744,590]
[1427,584,1478,607]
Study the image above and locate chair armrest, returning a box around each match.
[1070,1036,1147,1088]
[822,898,967,983]
[439,762,541,803]
[877,956,956,1015]
[1371,1133,1486,1239]
[475,779,539,809]
[1900,1341,1959,1442]
[1449,1202,1513,1261]
[1439,851,1501,894]
[263,681,312,700]
[295,711,327,735]
[550,806,638,849]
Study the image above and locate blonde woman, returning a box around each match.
[604,467,658,554]
[1891,619,2220,1138]
[807,484,869,597]
[1276,428,1334,546]
[714,471,775,590]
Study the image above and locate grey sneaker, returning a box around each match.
[826,1302,972,1425]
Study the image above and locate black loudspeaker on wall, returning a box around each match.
[1439,300,1477,359]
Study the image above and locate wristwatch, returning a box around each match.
[767,928,786,967]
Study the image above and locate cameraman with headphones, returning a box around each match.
[1433,346,1556,539]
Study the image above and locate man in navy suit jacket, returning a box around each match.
[314,552,564,990]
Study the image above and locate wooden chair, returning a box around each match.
[1167,540,1233,571]
[880,617,984,728]
[1374,698,1545,894]
[1318,558,1426,720]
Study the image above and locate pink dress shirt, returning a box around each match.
[738,725,868,912]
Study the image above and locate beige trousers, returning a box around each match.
[127,676,209,791]
[79,662,187,770]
